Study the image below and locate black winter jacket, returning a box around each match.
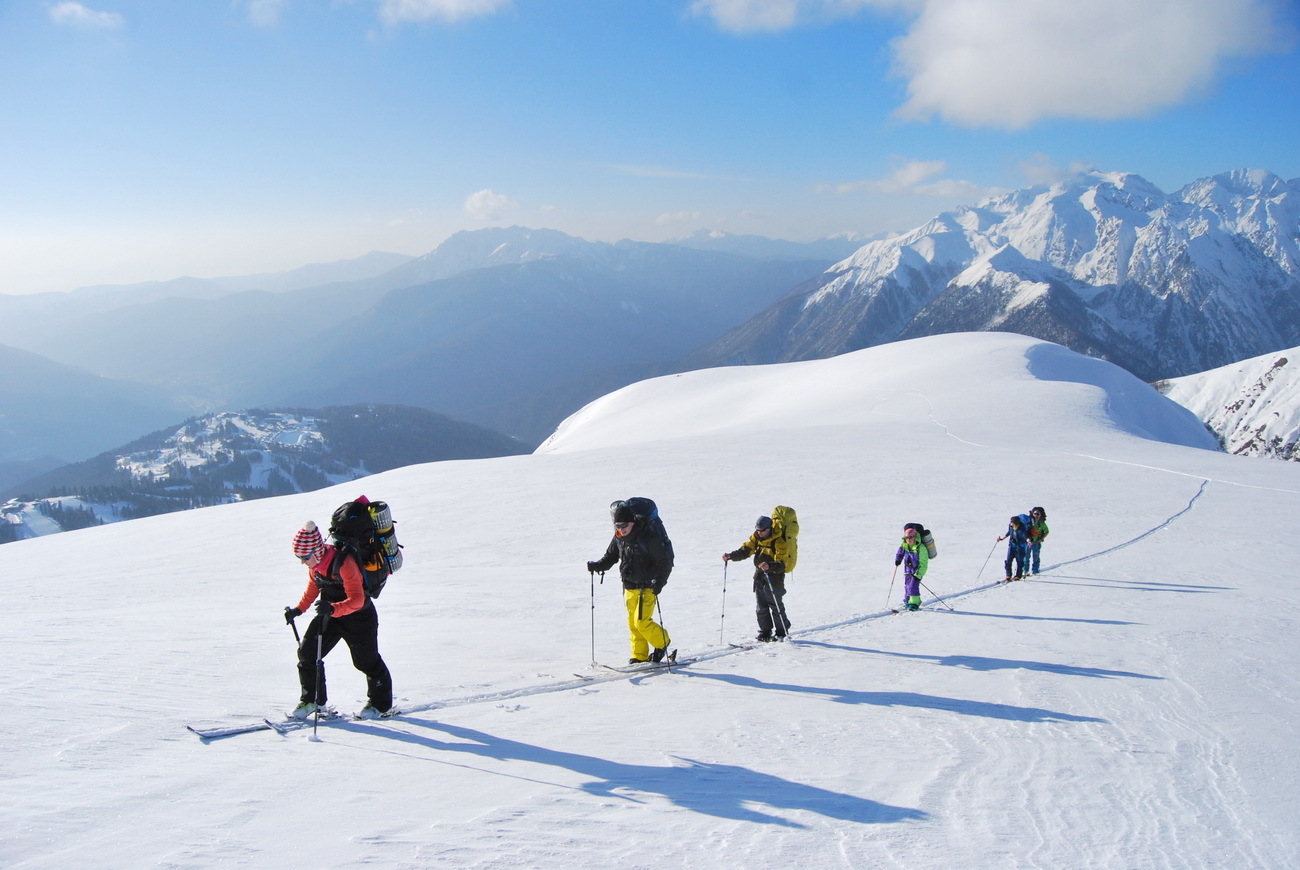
[591,521,672,591]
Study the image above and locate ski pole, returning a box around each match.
[588,570,596,668]
[919,580,955,611]
[976,539,999,581]
[284,607,301,644]
[885,563,899,609]
[655,592,669,652]
[313,611,329,738]
[719,562,728,645]
[762,571,790,640]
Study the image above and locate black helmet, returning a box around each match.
[610,500,635,524]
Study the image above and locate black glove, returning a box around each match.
[587,561,598,573]
[652,581,665,595]
[315,600,334,617]
[284,606,302,624]
[894,558,902,566]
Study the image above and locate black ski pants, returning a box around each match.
[297,601,392,710]
[754,573,791,640]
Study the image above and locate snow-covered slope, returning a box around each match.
[1158,345,1300,461]
[4,333,1296,869]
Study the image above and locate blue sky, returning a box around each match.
[1,0,1297,293]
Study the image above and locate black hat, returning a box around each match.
[755,516,773,531]
[610,500,635,524]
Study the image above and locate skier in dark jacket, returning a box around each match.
[997,515,1029,581]
[285,520,394,720]
[587,500,673,664]
[724,515,791,641]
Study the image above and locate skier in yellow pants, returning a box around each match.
[588,499,673,664]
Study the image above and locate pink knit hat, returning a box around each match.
[292,521,325,562]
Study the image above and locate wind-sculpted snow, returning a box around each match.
[1025,343,1219,450]
[543,334,1216,455]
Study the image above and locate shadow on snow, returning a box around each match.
[683,670,1106,724]
[798,640,1161,680]
[339,718,928,829]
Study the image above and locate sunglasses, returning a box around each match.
[614,522,633,530]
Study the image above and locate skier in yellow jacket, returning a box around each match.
[724,515,792,642]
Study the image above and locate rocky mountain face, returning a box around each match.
[1157,346,1300,461]
[684,170,1300,382]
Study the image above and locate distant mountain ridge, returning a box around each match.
[0,228,837,446]
[278,241,834,441]
[683,169,1300,381]
[0,343,193,490]
[0,403,530,542]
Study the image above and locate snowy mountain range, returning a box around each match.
[0,404,528,543]
[686,169,1300,381]
[4,171,1299,496]
[1157,344,1300,461]
[5,332,1296,868]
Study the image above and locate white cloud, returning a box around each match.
[891,0,1285,128]
[1018,155,1098,187]
[464,189,518,222]
[655,211,704,226]
[243,0,288,28]
[822,159,999,201]
[871,159,947,193]
[694,0,1287,128]
[49,2,124,30]
[690,0,875,33]
[377,0,511,26]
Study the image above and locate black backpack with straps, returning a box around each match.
[623,496,674,581]
[328,497,403,598]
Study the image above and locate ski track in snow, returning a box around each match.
[1073,452,1300,494]
[872,388,987,449]
[1048,479,1206,570]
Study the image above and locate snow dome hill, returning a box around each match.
[540,332,1219,455]
[4,332,1298,869]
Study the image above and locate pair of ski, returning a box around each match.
[728,637,790,649]
[575,649,693,679]
[186,708,398,740]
